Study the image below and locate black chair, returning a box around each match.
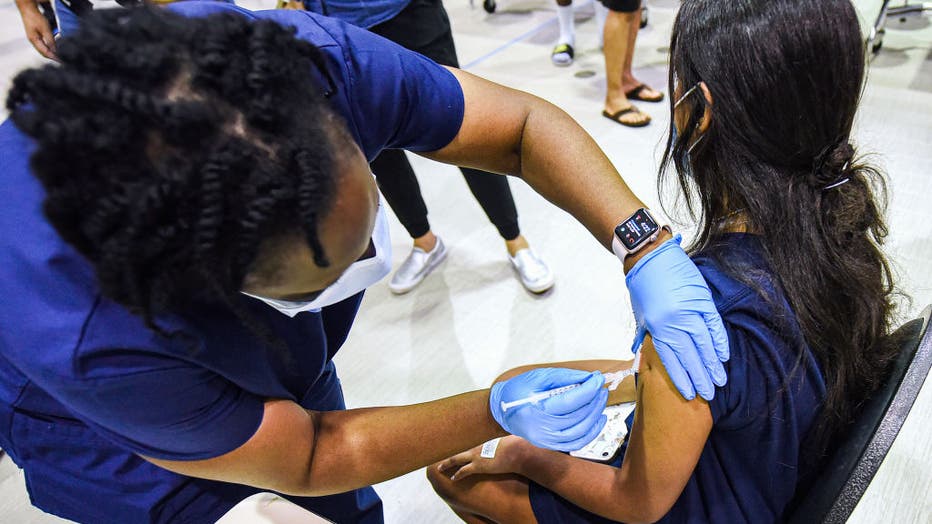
[869,0,932,54]
[784,305,932,523]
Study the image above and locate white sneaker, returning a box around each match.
[388,238,448,295]
[509,248,555,293]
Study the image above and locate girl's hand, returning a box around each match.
[437,436,532,481]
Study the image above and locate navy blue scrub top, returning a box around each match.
[528,235,828,523]
[315,0,412,29]
[0,3,464,523]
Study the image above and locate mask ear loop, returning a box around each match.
[687,128,706,155]
[673,83,701,107]
[674,83,706,154]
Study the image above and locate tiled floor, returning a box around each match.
[0,0,930,522]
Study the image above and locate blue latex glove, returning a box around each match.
[490,368,608,452]
[626,235,730,401]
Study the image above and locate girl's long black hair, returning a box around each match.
[660,0,901,465]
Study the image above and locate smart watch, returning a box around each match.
[612,208,670,260]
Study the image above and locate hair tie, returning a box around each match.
[822,160,851,191]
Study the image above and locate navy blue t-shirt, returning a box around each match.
[0,3,464,523]
[529,234,827,523]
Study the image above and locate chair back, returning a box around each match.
[784,305,932,523]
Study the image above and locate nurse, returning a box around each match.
[0,3,727,523]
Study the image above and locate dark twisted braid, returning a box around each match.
[7,6,341,334]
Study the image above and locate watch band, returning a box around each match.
[611,234,632,260]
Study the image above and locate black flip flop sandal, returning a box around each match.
[602,107,651,128]
[625,84,665,103]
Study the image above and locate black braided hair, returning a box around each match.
[7,6,344,331]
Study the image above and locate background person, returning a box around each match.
[287,0,555,295]
[14,0,61,59]
[601,0,663,127]
[550,0,609,67]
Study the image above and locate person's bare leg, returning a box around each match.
[621,7,662,100]
[622,7,638,77]
[603,10,649,125]
[427,465,538,523]
[504,235,529,257]
[413,230,438,252]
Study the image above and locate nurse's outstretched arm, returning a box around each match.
[422,68,729,401]
[143,368,606,497]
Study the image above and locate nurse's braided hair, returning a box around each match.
[7,6,342,332]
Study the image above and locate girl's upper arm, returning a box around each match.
[513,339,714,523]
[618,336,714,520]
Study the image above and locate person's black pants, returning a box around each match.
[599,0,640,13]
[369,0,520,241]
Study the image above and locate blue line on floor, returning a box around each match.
[462,0,594,70]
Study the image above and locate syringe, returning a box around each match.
[500,383,581,412]
[499,352,642,413]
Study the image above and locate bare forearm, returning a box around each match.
[430,69,645,251]
[15,0,40,12]
[516,97,644,250]
[306,390,505,495]
[145,392,505,499]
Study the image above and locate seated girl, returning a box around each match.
[426,0,900,521]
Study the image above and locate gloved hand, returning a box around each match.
[626,235,729,401]
[490,368,608,452]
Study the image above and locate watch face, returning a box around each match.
[615,209,659,251]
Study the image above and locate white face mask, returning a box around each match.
[243,188,392,317]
